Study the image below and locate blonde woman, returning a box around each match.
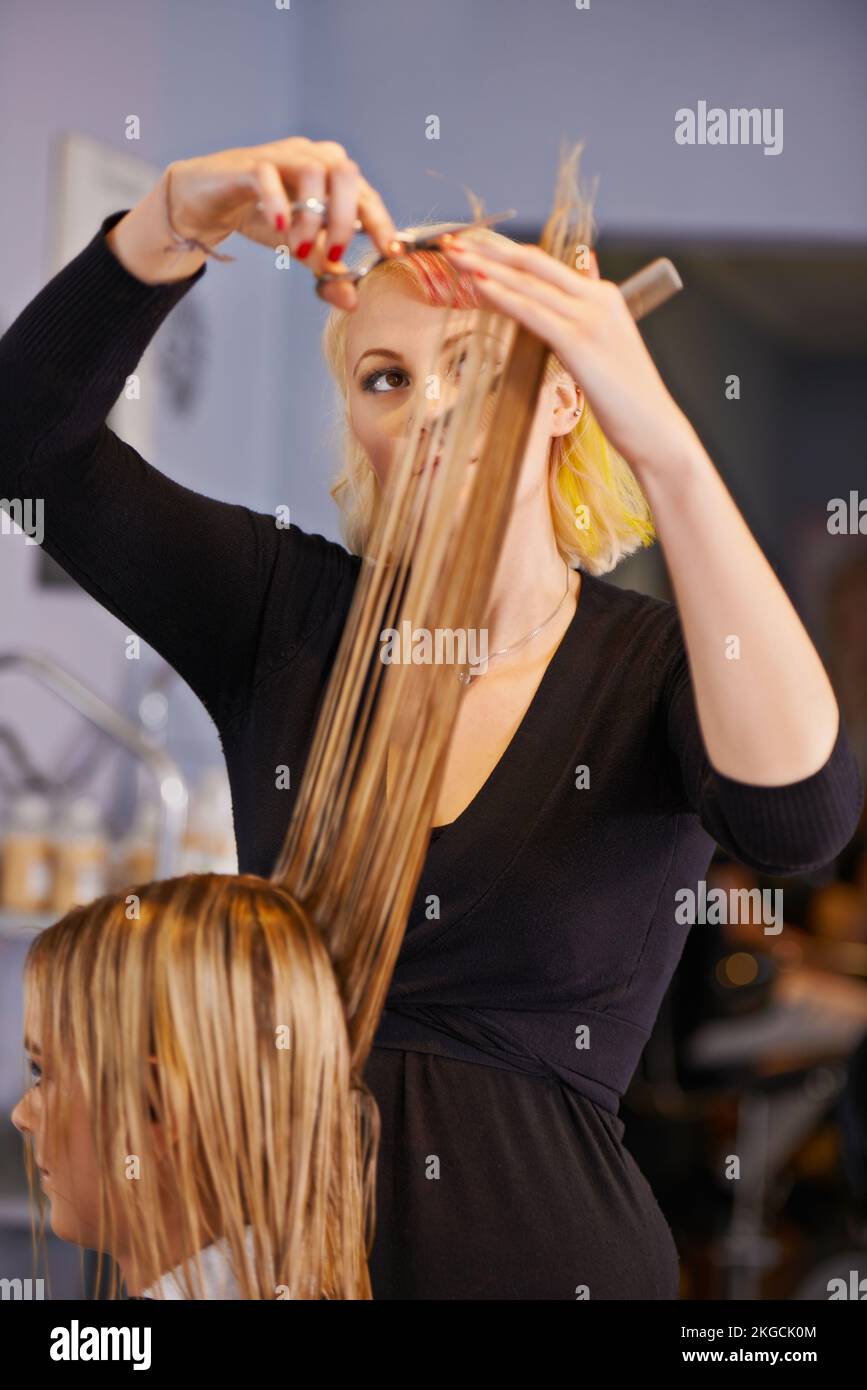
[12,874,373,1300]
[1,138,862,1299]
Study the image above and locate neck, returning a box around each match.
[483,485,578,657]
[117,1199,220,1296]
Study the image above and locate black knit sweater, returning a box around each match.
[1,210,862,1113]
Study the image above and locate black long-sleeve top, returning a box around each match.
[1,210,863,1117]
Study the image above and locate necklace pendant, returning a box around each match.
[458,667,474,686]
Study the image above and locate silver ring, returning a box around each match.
[289,196,363,230]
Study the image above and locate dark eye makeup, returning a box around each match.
[361,366,410,394]
[361,351,501,396]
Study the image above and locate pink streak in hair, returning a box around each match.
[406,249,482,311]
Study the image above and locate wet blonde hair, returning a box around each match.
[321,213,656,574]
[23,874,373,1300]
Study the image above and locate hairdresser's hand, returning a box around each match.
[437,235,700,478]
[108,139,401,306]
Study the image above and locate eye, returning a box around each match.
[29,1060,42,1086]
[361,367,409,394]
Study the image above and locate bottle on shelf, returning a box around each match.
[180,768,238,875]
[0,792,54,914]
[110,800,160,891]
[50,796,110,914]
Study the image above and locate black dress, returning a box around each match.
[2,211,862,1300]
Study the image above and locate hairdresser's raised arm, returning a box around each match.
[0,139,399,722]
[106,138,402,309]
[438,232,847,796]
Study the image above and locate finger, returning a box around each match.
[441,239,585,321]
[288,160,327,260]
[441,233,594,303]
[249,159,289,231]
[459,271,574,356]
[322,159,361,266]
[316,272,358,312]
[355,175,402,258]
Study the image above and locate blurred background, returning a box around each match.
[1,0,866,1299]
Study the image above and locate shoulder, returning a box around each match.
[235,512,362,679]
[580,567,681,647]
[245,511,361,601]
[578,569,689,711]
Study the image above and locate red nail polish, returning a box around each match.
[296,241,313,259]
[473,270,488,279]
[275,212,286,232]
[327,244,345,262]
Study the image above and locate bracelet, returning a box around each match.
[162,164,237,263]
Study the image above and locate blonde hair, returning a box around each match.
[321,216,656,575]
[23,874,373,1300]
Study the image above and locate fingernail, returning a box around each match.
[275,212,287,232]
[473,269,488,279]
[296,242,313,259]
[327,244,345,262]
[387,239,405,256]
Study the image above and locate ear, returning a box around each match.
[547,371,584,439]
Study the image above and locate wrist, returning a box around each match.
[638,426,714,515]
[635,417,709,489]
[104,172,208,286]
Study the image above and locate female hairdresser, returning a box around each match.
[1,137,862,1300]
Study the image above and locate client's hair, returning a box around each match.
[24,874,371,1299]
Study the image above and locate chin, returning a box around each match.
[48,1200,92,1248]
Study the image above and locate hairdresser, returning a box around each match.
[1,136,862,1300]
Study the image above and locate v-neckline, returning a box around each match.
[425,567,593,842]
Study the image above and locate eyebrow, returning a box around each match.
[353,330,503,378]
[23,1036,41,1056]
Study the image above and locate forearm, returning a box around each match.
[105,170,207,285]
[640,438,839,785]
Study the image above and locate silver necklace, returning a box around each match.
[457,559,574,685]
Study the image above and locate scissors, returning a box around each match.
[293,200,519,297]
[292,196,683,321]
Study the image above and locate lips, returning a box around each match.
[414,453,480,476]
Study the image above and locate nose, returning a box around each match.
[11,1093,32,1134]
[418,397,457,449]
